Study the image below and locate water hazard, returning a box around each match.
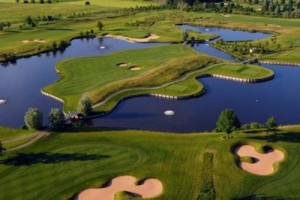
[1,26,299,132]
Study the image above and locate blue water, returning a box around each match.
[180,24,272,41]
[92,64,300,132]
[1,26,299,133]
[0,38,157,128]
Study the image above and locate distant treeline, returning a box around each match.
[165,0,300,18]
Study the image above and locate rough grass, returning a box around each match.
[0,126,299,199]
[198,152,216,200]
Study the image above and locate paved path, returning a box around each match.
[5,131,49,152]
[92,63,222,108]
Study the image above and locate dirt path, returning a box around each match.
[5,131,49,152]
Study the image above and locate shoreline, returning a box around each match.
[260,61,300,67]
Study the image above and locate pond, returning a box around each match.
[0,38,157,128]
[0,26,299,132]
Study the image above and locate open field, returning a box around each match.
[0,126,299,199]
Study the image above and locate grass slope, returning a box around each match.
[0,127,299,199]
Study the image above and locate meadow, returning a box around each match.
[0,126,299,199]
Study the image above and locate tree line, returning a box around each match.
[216,109,278,138]
[166,0,300,18]
[23,97,93,130]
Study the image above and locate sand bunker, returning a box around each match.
[33,39,46,43]
[21,39,46,43]
[106,34,160,43]
[129,67,141,71]
[77,176,163,200]
[21,40,30,43]
[236,145,284,176]
[221,14,231,17]
[116,63,128,67]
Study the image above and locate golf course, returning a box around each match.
[0,0,300,199]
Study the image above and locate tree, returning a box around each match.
[97,21,103,31]
[52,41,57,50]
[0,23,4,31]
[78,97,93,116]
[182,30,189,42]
[0,141,5,156]
[24,107,43,130]
[265,116,278,134]
[25,16,36,27]
[48,108,65,130]
[297,0,300,9]
[274,5,281,15]
[216,109,240,138]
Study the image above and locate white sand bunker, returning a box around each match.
[78,176,163,200]
[129,66,141,71]
[221,14,231,17]
[21,40,30,43]
[106,34,160,43]
[236,145,284,176]
[33,39,46,43]
[116,63,128,67]
[21,39,46,43]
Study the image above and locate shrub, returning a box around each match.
[198,153,216,200]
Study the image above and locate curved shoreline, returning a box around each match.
[211,73,274,83]
[260,61,300,67]
[41,90,64,104]
[41,62,274,114]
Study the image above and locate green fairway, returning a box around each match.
[43,45,216,111]
[205,63,274,79]
[0,126,299,199]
